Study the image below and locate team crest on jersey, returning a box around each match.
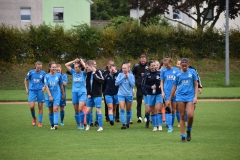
[173,70,176,74]
[55,77,59,80]
[40,75,43,79]
[145,66,148,70]
[188,73,192,78]
[156,75,160,80]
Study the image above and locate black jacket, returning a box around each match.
[86,70,104,97]
[141,70,161,95]
[132,62,149,86]
[103,72,119,95]
[189,66,202,88]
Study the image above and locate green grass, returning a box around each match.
[0,102,240,159]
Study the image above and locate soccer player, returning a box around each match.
[65,58,86,130]
[160,58,180,132]
[85,60,105,131]
[132,55,148,123]
[103,64,119,125]
[142,60,163,131]
[44,62,65,130]
[56,64,68,126]
[168,58,198,142]
[115,64,135,129]
[24,61,46,127]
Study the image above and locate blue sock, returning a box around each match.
[53,112,58,125]
[158,114,162,126]
[60,110,65,123]
[120,109,125,124]
[113,115,116,121]
[79,111,84,126]
[38,114,43,123]
[156,114,159,126]
[187,126,192,131]
[130,109,133,119]
[172,114,175,126]
[185,110,188,122]
[98,114,103,127]
[176,111,180,123]
[109,114,113,121]
[181,134,186,138]
[126,111,131,125]
[86,113,90,125]
[90,110,93,124]
[31,111,35,118]
[167,113,172,128]
[49,113,53,126]
[145,113,150,122]
[75,113,80,126]
[95,111,98,122]
[165,113,169,127]
[151,115,157,127]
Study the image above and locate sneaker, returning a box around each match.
[97,127,103,131]
[158,126,162,131]
[168,126,173,133]
[54,125,58,130]
[32,117,36,126]
[153,127,158,131]
[38,122,42,127]
[78,125,84,130]
[178,123,180,127]
[144,117,147,122]
[182,137,186,142]
[110,120,114,126]
[85,125,90,131]
[187,131,191,141]
[50,126,55,130]
[121,124,127,129]
[130,119,133,124]
[137,117,142,123]
[60,122,64,126]
[90,123,93,127]
[145,121,149,128]
[94,121,99,127]
[126,124,130,129]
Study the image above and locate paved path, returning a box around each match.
[0,99,240,105]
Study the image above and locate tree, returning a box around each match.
[129,0,240,30]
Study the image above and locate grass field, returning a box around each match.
[0,102,240,159]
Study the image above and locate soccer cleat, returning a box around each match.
[152,127,158,131]
[94,121,99,127]
[54,125,58,130]
[182,137,186,142]
[110,121,114,126]
[187,131,191,141]
[130,119,133,124]
[144,117,147,122]
[60,122,64,126]
[126,124,130,129]
[38,122,42,127]
[97,127,103,131]
[32,117,36,126]
[85,125,90,131]
[137,117,142,123]
[78,125,84,130]
[145,121,149,128]
[90,123,93,127]
[178,123,180,127]
[50,126,55,130]
[168,126,173,133]
[121,124,127,129]
[158,126,162,131]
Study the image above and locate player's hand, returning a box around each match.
[41,87,45,92]
[124,73,128,78]
[49,96,53,102]
[62,94,65,100]
[92,65,96,73]
[26,89,28,95]
[151,84,156,89]
[162,92,165,99]
[63,82,67,86]
[88,95,91,98]
[165,101,171,107]
[193,97,197,104]
[198,88,202,94]
[75,58,80,63]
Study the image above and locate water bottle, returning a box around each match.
[152,85,156,94]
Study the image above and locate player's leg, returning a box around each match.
[176,102,180,127]
[136,85,143,123]
[171,101,177,127]
[125,96,133,128]
[155,94,163,131]
[28,91,37,126]
[86,98,94,131]
[37,90,44,127]
[178,102,187,142]
[46,101,54,130]
[186,102,194,141]
[165,100,173,132]
[78,93,87,129]
[95,97,103,131]
[105,95,114,125]
[53,100,60,130]
[118,95,126,129]
[72,92,80,128]
[147,95,157,131]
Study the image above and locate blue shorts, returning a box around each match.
[144,95,148,105]
[165,94,177,102]
[147,94,163,107]
[60,99,66,107]
[118,95,133,103]
[28,90,45,103]
[72,92,87,104]
[105,95,118,105]
[87,97,102,108]
[45,99,60,107]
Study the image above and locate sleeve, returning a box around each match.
[141,73,148,96]
[173,74,179,86]
[192,70,198,82]
[44,75,49,86]
[93,70,105,84]
[128,74,135,87]
[115,73,125,86]
[132,64,137,75]
[142,74,152,90]
[63,74,68,83]
[42,71,46,84]
[195,69,202,88]
[26,71,31,80]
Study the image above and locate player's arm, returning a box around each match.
[45,86,53,102]
[60,84,65,100]
[24,78,28,94]
[168,85,177,106]
[193,81,198,104]
[160,80,165,99]
[65,59,78,72]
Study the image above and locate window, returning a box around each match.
[53,7,64,22]
[20,8,31,22]
[203,8,214,21]
[173,9,182,20]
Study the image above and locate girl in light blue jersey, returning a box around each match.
[56,64,68,126]
[168,58,198,142]
[65,58,86,130]
[115,64,135,129]
[44,62,65,130]
[24,61,46,127]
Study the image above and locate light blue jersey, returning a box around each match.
[26,69,46,90]
[71,69,86,93]
[174,68,198,102]
[44,73,63,101]
[115,72,135,96]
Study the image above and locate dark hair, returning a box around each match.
[122,60,130,65]
[181,58,189,63]
[110,64,116,68]
[48,62,56,73]
[160,60,164,68]
[148,60,155,66]
[140,55,147,59]
[75,62,83,68]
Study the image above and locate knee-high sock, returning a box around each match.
[151,115,157,127]
[86,113,90,125]
[167,113,172,128]
[156,114,159,126]
[95,111,98,122]
[109,114,113,121]
[31,111,36,118]
[79,111,84,125]
[187,126,192,131]
[49,113,53,126]
[176,111,180,123]
[172,113,175,126]
[120,109,125,124]
[90,110,93,123]
[158,113,162,126]
[38,114,43,123]
[75,113,80,126]
[53,112,58,125]
[145,113,150,122]
[60,110,65,122]
[130,109,132,119]
[98,114,103,127]
[126,111,131,125]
